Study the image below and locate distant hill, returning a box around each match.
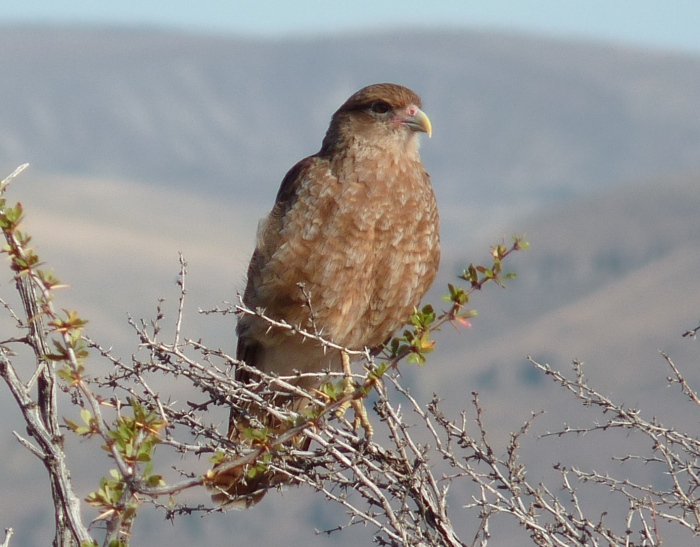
[2,26,700,213]
[437,173,700,392]
[1,26,700,547]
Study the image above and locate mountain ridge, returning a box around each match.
[1,26,700,547]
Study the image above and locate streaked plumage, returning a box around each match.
[212,83,440,508]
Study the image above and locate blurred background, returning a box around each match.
[2,2,700,545]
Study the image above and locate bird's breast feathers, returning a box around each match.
[248,152,438,350]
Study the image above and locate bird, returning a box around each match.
[211,83,440,508]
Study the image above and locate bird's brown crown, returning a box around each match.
[338,83,423,114]
[320,83,426,156]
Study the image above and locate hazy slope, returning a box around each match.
[2,27,700,212]
[2,168,698,547]
[1,26,700,547]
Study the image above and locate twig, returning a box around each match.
[1,527,13,547]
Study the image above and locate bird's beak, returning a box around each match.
[403,107,432,138]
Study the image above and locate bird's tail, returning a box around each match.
[209,337,336,508]
[209,392,314,509]
[209,457,269,509]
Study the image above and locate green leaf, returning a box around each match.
[80,407,92,425]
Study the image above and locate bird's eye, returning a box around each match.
[369,101,391,114]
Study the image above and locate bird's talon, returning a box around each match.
[351,398,374,438]
[335,398,351,419]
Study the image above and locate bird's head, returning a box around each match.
[320,83,431,157]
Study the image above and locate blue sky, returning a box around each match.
[2,0,700,54]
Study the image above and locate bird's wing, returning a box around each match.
[235,154,331,380]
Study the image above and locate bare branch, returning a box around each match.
[1,528,14,547]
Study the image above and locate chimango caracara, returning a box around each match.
[211,83,440,508]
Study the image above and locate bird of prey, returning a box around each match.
[211,83,440,508]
